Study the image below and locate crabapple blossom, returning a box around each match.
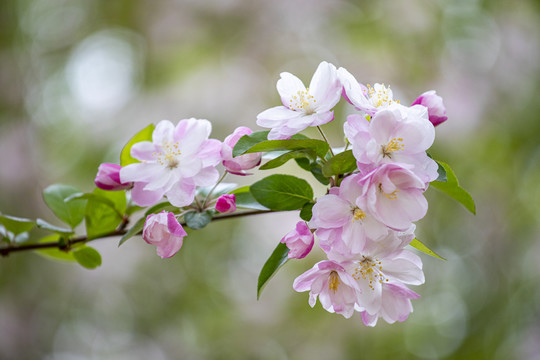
[215,194,236,213]
[344,104,438,183]
[310,174,388,259]
[142,211,187,259]
[360,283,421,326]
[293,260,362,319]
[280,221,314,259]
[338,67,399,115]
[221,126,261,175]
[256,61,342,140]
[359,163,429,231]
[412,90,448,126]
[94,163,132,191]
[120,119,222,207]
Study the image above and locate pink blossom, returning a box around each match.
[338,67,398,115]
[309,174,388,259]
[221,127,261,175]
[360,163,428,231]
[142,211,187,259]
[256,61,342,140]
[120,119,222,207]
[280,221,314,259]
[215,194,236,214]
[344,104,438,183]
[293,260,361,319]
[94,163,132,191]
[411,90,448,127]
[360,283,420,326]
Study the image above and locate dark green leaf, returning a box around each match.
[295,157,312,171]
[430,161,476,214]
[34,235,76,262]
[321,150,358,177]
[126,204,145,216]
[73,246,102,269]
[435,160,447,182]
[299,202,314,221]
[260,150,318,170]
[36,218,73,234]
[118,216,146,246]
[144,202,179,216]
[409,238,446,260]
[232,131,270,157]
[257,242,289,300]
[85,188,123,240]
[120,123,155,166]
[235,139,330,159]
[184,211,213,230]
[250,174,314,211]
[43,184,86,229]
[0,215,35,235]
[231,189,269,210]
[309,165,330,185]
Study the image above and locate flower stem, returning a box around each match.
[316,126,335,157]
[202,171,228,209]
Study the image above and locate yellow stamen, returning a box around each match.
[352,207,366,222]
[381,137,404,158]
[328,271,340,293]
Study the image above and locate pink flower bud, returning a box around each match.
[215,194,236,213]
[142,211,187,259]
[281,221,314,259]
[221,127,262,175]
[94,163,132,191]
[411,90,448,126]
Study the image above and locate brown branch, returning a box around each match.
[0,209,275,257]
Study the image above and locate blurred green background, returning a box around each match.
[1,0,540,359]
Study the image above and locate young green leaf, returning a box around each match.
[34,235,76,262]
[118,216,146,246]
[409,238,446,260]
[430,161,476,214]
[250,174,314,211]
[43,184,87,229]
[85,189,124,240]
[184,211,213,230]
[73,246,102,269]
[235,139,330,159]
[0,214,35,235]
[321,150,358,177]
[232,191,269,210]
[36,218,73,234]
[232,131,270,157]
[257,242,290,300]
[259,150,318,170]
[299,202,314,221]
[120,123,155,166]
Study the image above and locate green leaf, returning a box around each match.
[309,165,330,185]
[184,211,212,230]
[435,160,447,182]
[409,238,446,260]
[235,139,330,159]
[250,174,314,211]
[34,235,76,262]
[85,188,124,240]
[0,215,35,235]
[65,192,122,217]
[36,218,73,234]
[118,216,146,246]
[257,242,289,300]
[120,123,155,166]
[231,191,269,210]
[43,184,87,229]
[144,202,179,216]
[430,161,476,214]
[321,150,358,177]
[299,202,314,221]
[73,246,102,269]
[260,150,318,170]
[232,131,270,157]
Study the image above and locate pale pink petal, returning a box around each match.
[165,180,196,207]
[130,141,157,162]
[175,118,212,156]
[277,72,306,104]
[131,182,165,206]
[152,120,175,144]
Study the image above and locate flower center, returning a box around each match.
[353,256,388,291]
[366,83,399,108]
[154,142,182,169]
[381,137,404,158]
[378,184,399,200]
[352,207,366,222]
[289,88,316,114]
[328,271,340,293]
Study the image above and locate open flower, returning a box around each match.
[120,119,222,207]
[412,90,447,127]
[256,61,342,140]
[281,221,314,259]
[221,126,261,175]
[142,211,187,259]
[293,260,361,319]
[94,163,132,191]
[360,283,421,326]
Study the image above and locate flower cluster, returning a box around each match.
[90,61,452,326]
